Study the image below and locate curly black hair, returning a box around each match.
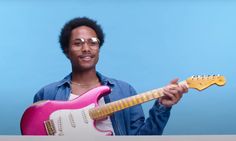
[59,17,105,55]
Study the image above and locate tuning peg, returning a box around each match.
[201,75,205,79]
[191,75,195,79]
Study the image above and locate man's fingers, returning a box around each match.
[170,78,179,84]
[163,88,177,99]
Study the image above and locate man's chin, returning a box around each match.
[77,64,96,72]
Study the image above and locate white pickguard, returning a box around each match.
[49,104,110,136]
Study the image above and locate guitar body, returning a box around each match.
[20,86,111,135]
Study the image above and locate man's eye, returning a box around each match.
[73,42,83,46]
[89,41,98,46]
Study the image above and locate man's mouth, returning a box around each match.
[79,55,94,61]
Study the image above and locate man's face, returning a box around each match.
[67,26,100,71]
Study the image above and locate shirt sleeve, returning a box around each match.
[127,85,171,135]
[33,88,44,103]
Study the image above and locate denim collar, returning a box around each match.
[57,71,115,87]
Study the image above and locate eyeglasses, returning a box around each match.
[71,37,100,50]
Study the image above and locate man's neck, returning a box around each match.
[71,69,99,84]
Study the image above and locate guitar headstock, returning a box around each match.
[186,75,226,91]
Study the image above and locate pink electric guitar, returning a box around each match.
[20,75,226,136]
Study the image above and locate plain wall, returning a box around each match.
[0,0,235,135]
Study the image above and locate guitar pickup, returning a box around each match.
[44,119,56,135]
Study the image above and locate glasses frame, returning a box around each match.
[71,37,100,50]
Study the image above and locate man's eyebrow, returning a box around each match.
[72,38,83,41]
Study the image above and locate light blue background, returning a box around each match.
[0,0,235,135]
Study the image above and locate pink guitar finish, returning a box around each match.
[20,86,111,135]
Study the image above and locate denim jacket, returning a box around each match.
[33,72,171,135]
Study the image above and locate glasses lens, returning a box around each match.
[73,38,85,47]
[88,37,100,46]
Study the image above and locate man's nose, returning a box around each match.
[81,42,90,51]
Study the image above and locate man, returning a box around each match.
[33,17,188,135]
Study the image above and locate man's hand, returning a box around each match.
[159,78,188,108]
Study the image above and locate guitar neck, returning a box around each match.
[89,81,188,120]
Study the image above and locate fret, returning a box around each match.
[119,99,125,108]
[122,99,128,108]
[147,92,154,99]
[100,109,106,118]
[133,97,138,105]
[137,95,141,103]
[111,102,120,113]
[140,95,145,103]
[108,105,113,114]
[125,97,133,107]
[122,99,127,108]
[123,99,129,108]
[126,98,133,107]
[127,98,132,107]
[96,109,103,118]
[150,90,156,98]
[135,95,140,104]
[150,91,156,100]
[152,90,159,98]
[156,89,164,98]
[117,100,123,109]
[100,108,106,116]
[120,100,124,109]
[101,106,112,117]
[112,102,118,112]
[128,98,135,106]
[102,107,108,115]
[137,95,142,103]
[105,106,111,114]
[124,98,130,107]
[114,101,120,111]
[140,95,145,102]
[143,94,149,101]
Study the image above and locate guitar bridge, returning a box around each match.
[44,119,56,135]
